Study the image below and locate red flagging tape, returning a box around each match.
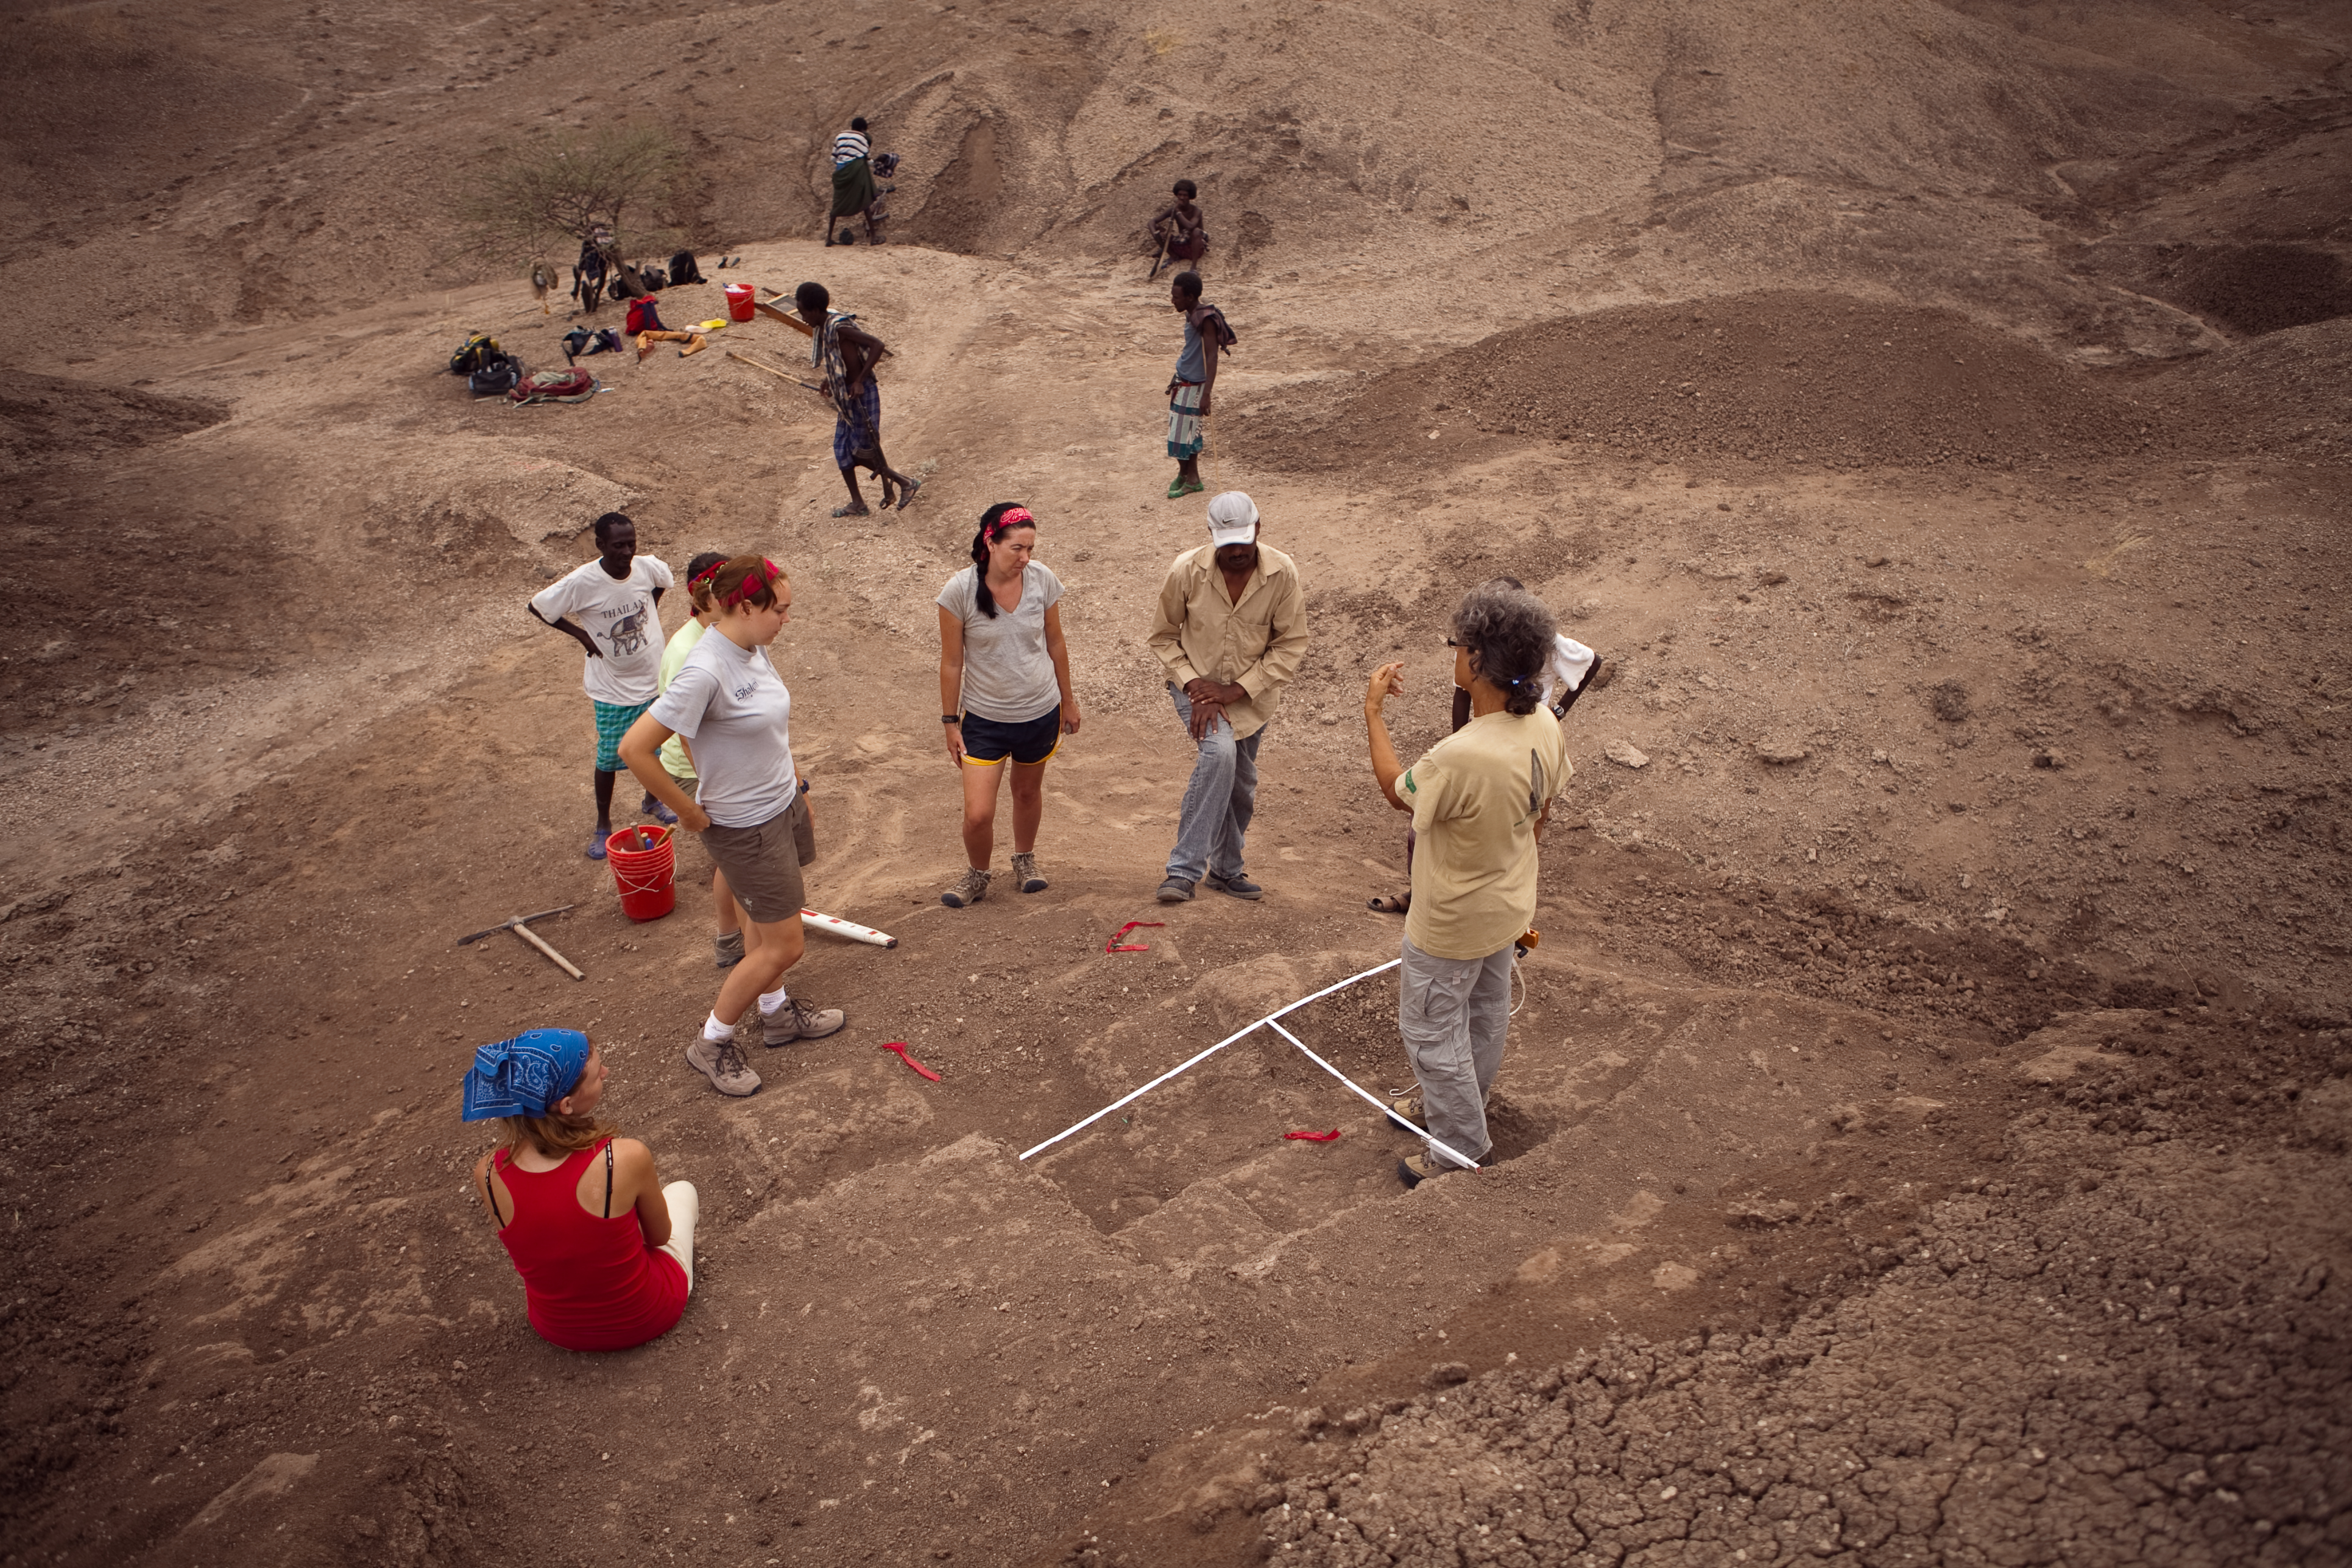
[1106,920,1166,953]
[1284,1129,1342,1142]
[880,1042,941,1081]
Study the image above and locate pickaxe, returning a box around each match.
[456,906,585,981]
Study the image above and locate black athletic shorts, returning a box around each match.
[959,705,1062,766]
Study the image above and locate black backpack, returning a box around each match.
[669,250,705,284]
[468,353,523,396]
[448,333,500,376]
[641,266,668,291]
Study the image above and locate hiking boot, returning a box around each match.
[1156,877,1196,903]
[1011,852,1048,894]
[1397,1150,1472,1188]
[763,997,846,1047]
[1205,871,1263,901]
[1385,1093,1425,1130]
[685,1037,760,1097]
[714,930,744,969]
[941,867,992,908]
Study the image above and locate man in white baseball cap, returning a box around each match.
[1145,492,1309,902]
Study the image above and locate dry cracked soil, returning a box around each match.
[2,2,2349,1566]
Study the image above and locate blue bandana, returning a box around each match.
[460,1029,591,1122]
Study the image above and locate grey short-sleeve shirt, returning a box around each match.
[646,631,797,828]
[937,563,1064,724]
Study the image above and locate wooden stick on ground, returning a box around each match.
[510,921,586,981]
[726,351,836,414]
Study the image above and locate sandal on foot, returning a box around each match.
[1166,478,1204,500]
[896,476,923,511]
[830,503,872,518]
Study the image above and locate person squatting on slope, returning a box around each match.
[1363,581,1571,1187]
[827,117,889,247]
[936,503,1081,909]
[1150,179,1210,272]
[1165,271,1234,502]
[466,1029,699,1352]
[619,557,846,1100]
[529,512,677,860]
[657,553,750,970]
[1149,492,1308,905]
[1372,578,1605,916]
[796,280,920,517]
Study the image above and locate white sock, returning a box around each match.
[702,1011,733,1043]
[757,986,790,1016]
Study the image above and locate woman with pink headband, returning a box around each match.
[620,556,846,1099]
[935,502,1080,908]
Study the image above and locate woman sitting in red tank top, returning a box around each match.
[464,1028,699,1352]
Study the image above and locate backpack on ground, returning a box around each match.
[669,250,705,285]
[468,353,523,396]
[448,333,501,376]
[641,266,668,291]
[510,367,599,405]
[624,296,665,336]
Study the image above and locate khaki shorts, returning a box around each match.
[699,793,815,925]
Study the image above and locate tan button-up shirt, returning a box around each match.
[1148,543,1308,740]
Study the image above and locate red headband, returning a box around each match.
[990,507,1034,535]
[690,560,727,586]
[721,559,779,610]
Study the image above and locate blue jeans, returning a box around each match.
[1165,683,1263,884]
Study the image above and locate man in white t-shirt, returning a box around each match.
[529,512,677,860]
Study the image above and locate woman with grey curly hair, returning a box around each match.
[1361,581,1573,1187]
[1370,577,1603,916]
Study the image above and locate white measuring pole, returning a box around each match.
[1017,957,1404,1162]
[1265,1019,1481,1171]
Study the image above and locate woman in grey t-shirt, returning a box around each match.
[620,557,847,1101]
[935,503,1080,908]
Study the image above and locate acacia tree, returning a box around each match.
[462,125,687,265]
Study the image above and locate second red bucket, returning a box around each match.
[606,824,677,922]
[724,283,755,322]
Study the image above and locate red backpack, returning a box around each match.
[509,368,599,405]
[624,295,663,336]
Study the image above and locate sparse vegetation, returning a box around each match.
[459,124,687,265]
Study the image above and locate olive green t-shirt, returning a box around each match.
[1402,709,1571,960]
[655,618,708,779]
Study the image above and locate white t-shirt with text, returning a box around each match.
[530,556,675,705]
[646,630,797,828]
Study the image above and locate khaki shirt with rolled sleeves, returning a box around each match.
[1147,543,1308,741]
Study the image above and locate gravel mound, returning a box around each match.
[1243,292,2181,473]
[1255,1030,2352,1566]
[2152,316,2352,461]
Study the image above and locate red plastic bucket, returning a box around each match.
[606,824,676,922]
[724,283,755,322]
